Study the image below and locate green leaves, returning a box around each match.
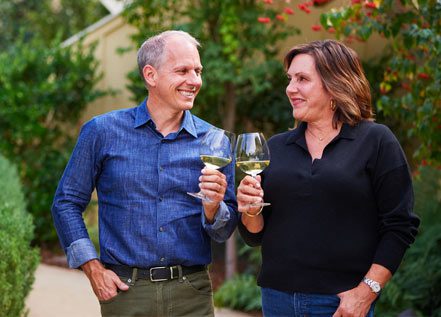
[0,155,39,317]
[214,274,262,311]
[0,33,106,245]
[320,0,441,165]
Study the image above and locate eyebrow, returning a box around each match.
[174,65,203,70]
[287,71,309,77]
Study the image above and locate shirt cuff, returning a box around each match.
[202,201,231,231]
[66,238,99,269]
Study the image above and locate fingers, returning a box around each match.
[114,275,129,291]
[237,176,264,213]
[199,168,227,202]
[91,269,128,301]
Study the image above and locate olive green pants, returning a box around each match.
[99,270,214,317]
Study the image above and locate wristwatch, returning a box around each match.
[363,277,381,294]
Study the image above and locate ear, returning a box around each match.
[143,65,157,87]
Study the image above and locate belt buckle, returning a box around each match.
[149,266,172,282]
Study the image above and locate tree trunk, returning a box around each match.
[222,81,237,280]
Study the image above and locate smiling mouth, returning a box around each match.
[291,98,304,106]
[178,87,197,98]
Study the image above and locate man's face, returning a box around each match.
[153,37,203,112]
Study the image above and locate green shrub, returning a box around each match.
[376,166,441,316]
[0,155,40,317]
[214,274,261,312]
[0,33,106,246]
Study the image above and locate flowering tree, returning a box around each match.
[319,0,440,166]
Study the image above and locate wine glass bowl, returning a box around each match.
[187,127,235,201]
[235,132,271,207]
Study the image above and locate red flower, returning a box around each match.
[263,0,273,4]
[418,72,430,80]
[366,11,372,16]
[365,2,377,9]
[328,27,336,33]
[351,0,361,3]
[311,24,322,31]
[401,83,411,91]
[421,159,428,167]
[258,17,271,24]
[276,14,286,21]
[284,7,294,14]
[298,3,311,13]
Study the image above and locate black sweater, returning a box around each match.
[239,121,420,294]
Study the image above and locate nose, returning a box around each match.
[286,79,297,95]
[187,70,202,87]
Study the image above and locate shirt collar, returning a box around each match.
[286,121,357,145]
[134,98,198,138]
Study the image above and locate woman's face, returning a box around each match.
[286,54,333,123]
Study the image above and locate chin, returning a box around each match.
[180,102,194,110]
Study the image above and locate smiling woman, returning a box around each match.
[237,39,420,317]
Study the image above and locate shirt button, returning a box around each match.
[159,227,164,232]
[159,196,163,202]
[160,257,165,262]
[159,166,164,171]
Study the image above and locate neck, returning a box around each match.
[306,120,341,142]
[146,99,184,136]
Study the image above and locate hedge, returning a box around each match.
[0,155,39,316]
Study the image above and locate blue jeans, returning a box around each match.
[261,287,375,317]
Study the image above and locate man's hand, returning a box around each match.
[332,283,377,317]
[81,259,129,301]
[199,168,227,223]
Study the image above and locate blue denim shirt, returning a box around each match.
[52,100,238,268]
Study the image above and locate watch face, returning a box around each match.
[372,283,381,293]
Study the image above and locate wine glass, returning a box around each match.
[235,132,271,207]
[187,127,235,201]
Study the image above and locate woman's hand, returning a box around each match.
[237,175,265,233]
[333,283,377,317]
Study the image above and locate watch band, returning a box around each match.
[363,277,381,294]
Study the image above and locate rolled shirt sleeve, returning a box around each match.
[51,119,101,268]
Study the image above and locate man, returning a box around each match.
[52,30,238,317]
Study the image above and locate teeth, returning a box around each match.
[180,91,195,97]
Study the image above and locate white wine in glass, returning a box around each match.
[200,155,231,170]
[235,132,271,207]
[187,127,235,201]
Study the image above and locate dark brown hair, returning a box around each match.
[284,39,374,127]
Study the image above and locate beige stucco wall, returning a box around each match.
[78,3,388,124]
[76,15,138,124]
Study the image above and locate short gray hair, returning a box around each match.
[137,30,201,79]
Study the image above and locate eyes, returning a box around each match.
[176,68,203,76]
[287,75,307,83]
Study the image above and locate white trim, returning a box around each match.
[61,13,121,47]
[100,0,126,15]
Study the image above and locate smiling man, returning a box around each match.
[52,30,238,317]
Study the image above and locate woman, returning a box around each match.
[237,40,420,316]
